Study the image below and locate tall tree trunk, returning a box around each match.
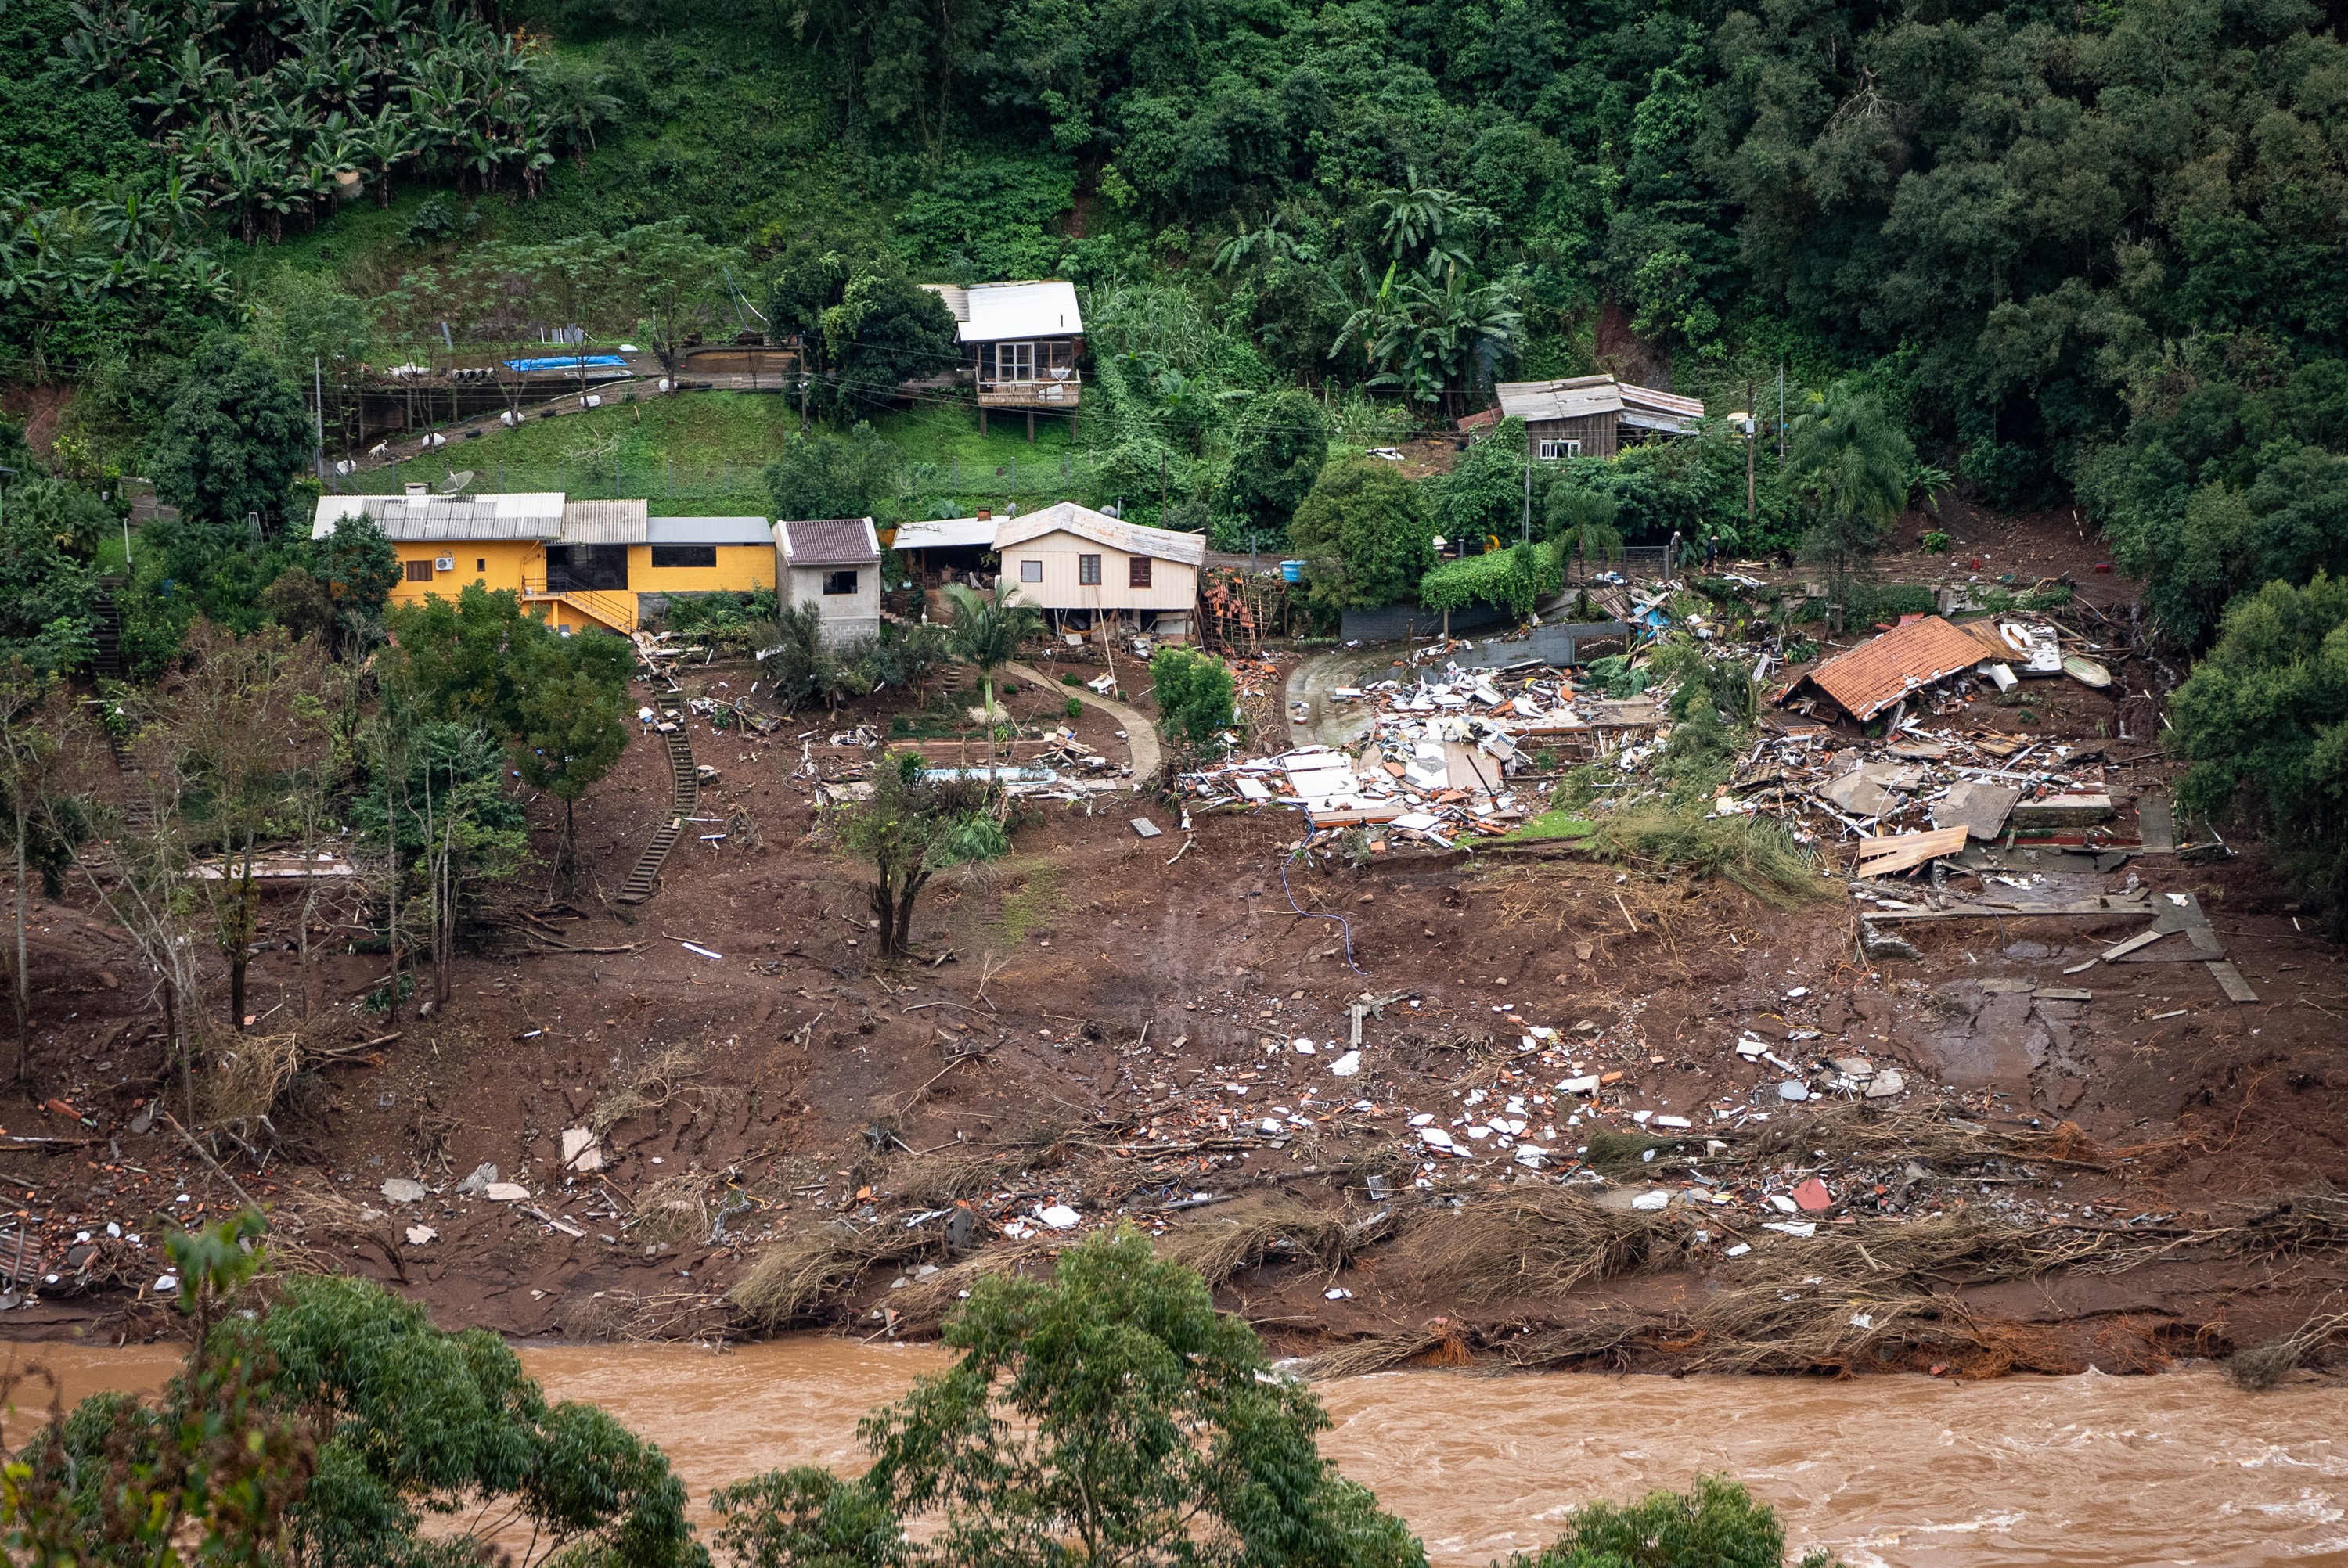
[13,809,27,1082]
[982,673,998,770]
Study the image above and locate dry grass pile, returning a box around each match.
[894,1149,1021,1206]
[2225,1190,2348,1260]
[1154,1194,1354,1286]
[626,1176,714,1245]
[1733,1102,2119,1173]
[199,1029,306,1131]
[887,1235,1062,1329]
[730,1221,930,1327]
[1300,1321,1472,1380]
[590,1044,708,1137]
[1395,1189,1686,1302]
[2229,1310,2348,1391]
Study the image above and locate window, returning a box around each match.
[1020,559,1043,582]
[1536,439,1582,460]
[823,569,859,595]
[651,545,718,569]
[405,559,434,583]
[1129,556,1152,588]
[1079,553,1102,585]
[475,558,486,572]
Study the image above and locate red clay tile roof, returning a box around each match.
[1781,614,1987,721]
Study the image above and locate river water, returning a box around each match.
[9,1340,2345,1566]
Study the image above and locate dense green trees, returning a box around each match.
[2173,572,2348,934]
[1289,459,1439,615]
[149,334,315,533]
[767,423,909,523]
[2,1215,704,1566]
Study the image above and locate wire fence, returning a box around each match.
[330,451,1134,516]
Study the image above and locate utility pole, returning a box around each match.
[313,356,327,484]
[1777,365,1786,462]
[1522,457,1532,544]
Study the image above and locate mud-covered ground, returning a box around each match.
[3,543,2344,1378]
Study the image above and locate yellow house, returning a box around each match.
[312,487,774,634]
[993,501,1202,638]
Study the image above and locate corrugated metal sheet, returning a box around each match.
[1783,615,1988,721]
[921,280,1083,343]
[994,502,1206,565]
[647,516,772,545]
[778,517,880,566]
[921,284,971,322]
[1492,376,1705,430]
[893,516,999,550]
[561,499,650,544]
[313,492,564,541]
[1495,376,1620,423]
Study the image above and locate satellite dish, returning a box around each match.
[438,469,477,494]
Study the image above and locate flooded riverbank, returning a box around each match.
[9,1340,2343,1565]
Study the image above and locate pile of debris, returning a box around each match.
[1178,663,1666,846]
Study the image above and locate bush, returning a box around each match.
[1510,1473,1836,1568]
[1065,696,1082,719]
[1150,646,1237,751]
[1420,540,1561,620]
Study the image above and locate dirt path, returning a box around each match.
[1008,660,1159,781]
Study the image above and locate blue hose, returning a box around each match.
[1282,848,1366,975]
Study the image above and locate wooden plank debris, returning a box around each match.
[2101,927,2171,961]
[1852,825,1969,878]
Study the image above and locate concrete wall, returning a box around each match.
[1338,601,1508,643]
[785,563,880,646]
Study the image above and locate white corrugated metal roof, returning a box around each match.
[892,516,999,551]
[994,502,1205,565]
[647,516,773,545]
[312,491,565,541]
[927,280,1083,344]
[561,499,650,544]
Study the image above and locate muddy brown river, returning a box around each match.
[10,1340,2344,1565]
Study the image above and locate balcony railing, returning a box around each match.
[521,575,639,633]
[977,368,1081,408]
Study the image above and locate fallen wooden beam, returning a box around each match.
[1853,825,1970,878]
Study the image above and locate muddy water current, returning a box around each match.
[11,1340,2346,1566]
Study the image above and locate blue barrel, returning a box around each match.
[1280,559,1304,582]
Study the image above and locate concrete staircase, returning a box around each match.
[616,721,697,904]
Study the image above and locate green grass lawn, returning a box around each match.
[1501,805,1597,843]
[347,389,1106,517]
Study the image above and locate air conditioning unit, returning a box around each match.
[434,556,455,572]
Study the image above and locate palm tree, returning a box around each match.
[942,581,1043,771]
[1546,486,1625,568]
[1784,383,1917,584]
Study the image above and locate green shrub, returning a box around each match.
[1065,696,1083,719]
[1150,646,1238,750]
[1419,540,1561,620]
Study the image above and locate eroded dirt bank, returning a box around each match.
[0,631,2343,1380]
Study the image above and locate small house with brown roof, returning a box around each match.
[776,516,881,646]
